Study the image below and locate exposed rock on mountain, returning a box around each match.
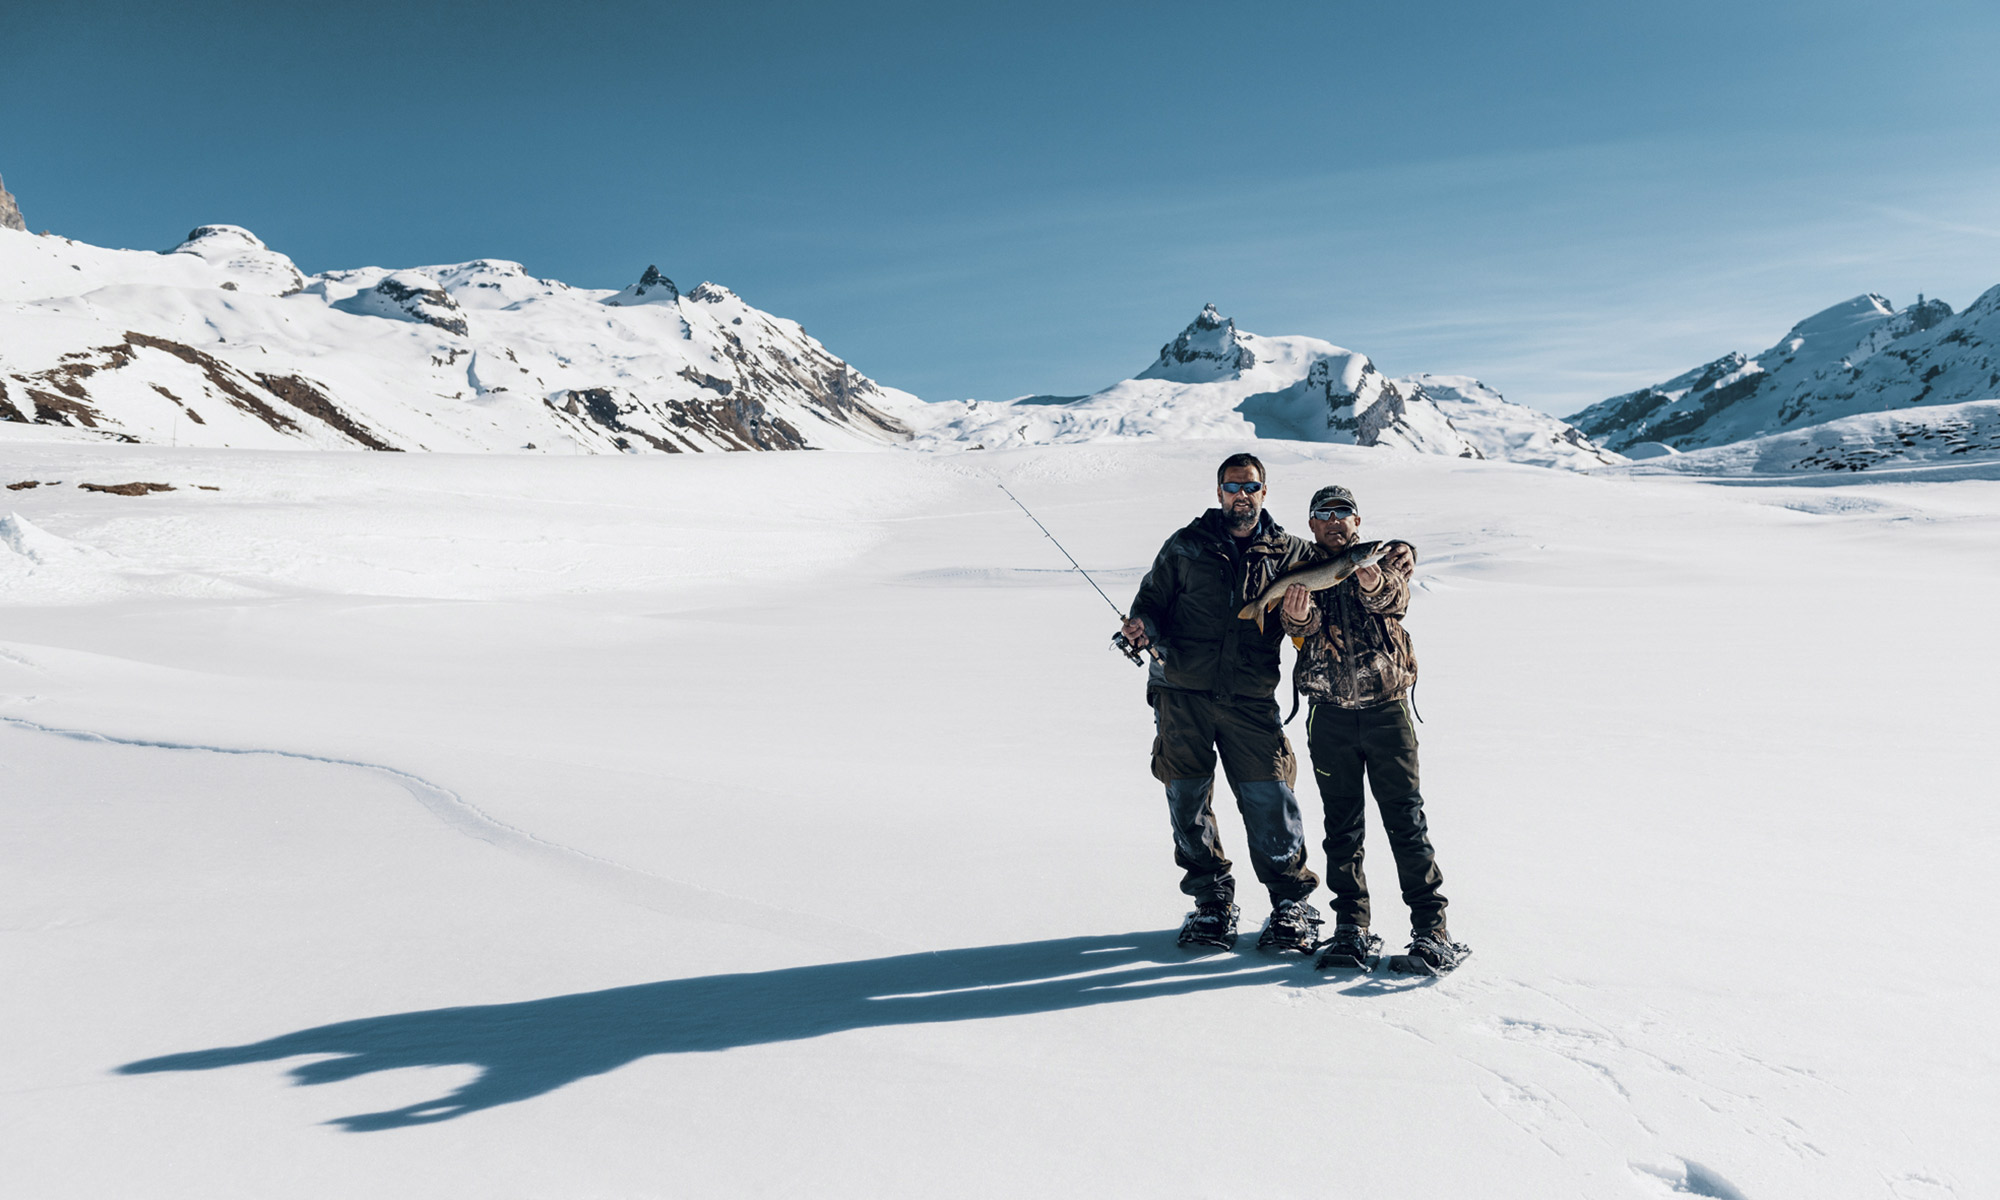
[0,175,24,233]
[0,224,914,453]
[336,271,470,336]
[1142,303,1258,380]
[606,265,679,306]
[1571,290,2000,452]
[1302,356,1477,457]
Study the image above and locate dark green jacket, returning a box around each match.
[1129,509,1314,700]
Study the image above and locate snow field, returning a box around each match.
[1,438,1995,1198]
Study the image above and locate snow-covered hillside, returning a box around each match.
[2,438,1993,1198]
[1402,374,1624,468]
[0,225,913,453]
[1611,398,2000,476]
[1571,289,2000,452]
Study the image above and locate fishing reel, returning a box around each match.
[1110,631,1145,666]
[1111,627,1158,667]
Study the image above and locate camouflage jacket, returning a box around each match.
[1280,540,1418,709]
[1129,508,1315,700]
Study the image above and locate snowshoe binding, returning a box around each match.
[1177,899,1240,950]
[1313,924,1383,971]
[1256,898,1323,954]
[1387,929,1470,976]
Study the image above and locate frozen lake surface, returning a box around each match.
[2,438,1994,1198]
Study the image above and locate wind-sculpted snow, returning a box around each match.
[0,715,885,949]
[1571,289,2000,452]
[0,226,914,453]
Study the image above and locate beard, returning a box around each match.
[1227,500,1259,534]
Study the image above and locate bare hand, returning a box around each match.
[1354,564,1382,591]
[1383,543,1415,576]
[1119,616,1149,649]
[1280,584,1312,624]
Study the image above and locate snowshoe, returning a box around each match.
[1313,924,1383,971]
[1387,929,1470,976]
[1256,898,1323,954]
[1177,900,1240,950]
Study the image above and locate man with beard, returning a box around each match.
[1278,485,1468,975]
[1117,453,1322,952]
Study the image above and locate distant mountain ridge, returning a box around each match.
[0,223,913,453]
[906,304,1622,469]
[1570,289,2000,453]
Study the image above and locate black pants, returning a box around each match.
[1305,698,1447,934]
[1151,690,1318,907]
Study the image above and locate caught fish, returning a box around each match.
[1238,540,1389,632]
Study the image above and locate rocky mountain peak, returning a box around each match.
[606,264,679,306]
[1139,303,1257,381]
[1899,294,1954,334]
[0,174,26,233]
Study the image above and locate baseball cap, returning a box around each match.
[1309,485,1358,515]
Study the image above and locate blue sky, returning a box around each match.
[5,0,1999,415]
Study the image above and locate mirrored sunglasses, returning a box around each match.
[1220,481,1265,494]
[1311,505,1356,520]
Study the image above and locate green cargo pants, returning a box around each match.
[1150,689,1318,907]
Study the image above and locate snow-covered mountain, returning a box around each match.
[1570,290,2000,453]
[906,305,1612,467]
[0,224,913,453]
[908,304,1479,456]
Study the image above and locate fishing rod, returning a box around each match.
[994,482,1158,667]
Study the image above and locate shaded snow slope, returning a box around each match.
[1571,289,2000,452]
[1401,374,1624,468]
[906,304,1488,459]
[1,440,1993,1198]
[0,226,912,453]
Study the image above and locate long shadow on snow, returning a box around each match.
[120,930,1317,1130]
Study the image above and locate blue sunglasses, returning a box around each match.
[1220,481,1265,494]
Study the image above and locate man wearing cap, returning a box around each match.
[1117,452,1323,952]
[1278,485,1468,974]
